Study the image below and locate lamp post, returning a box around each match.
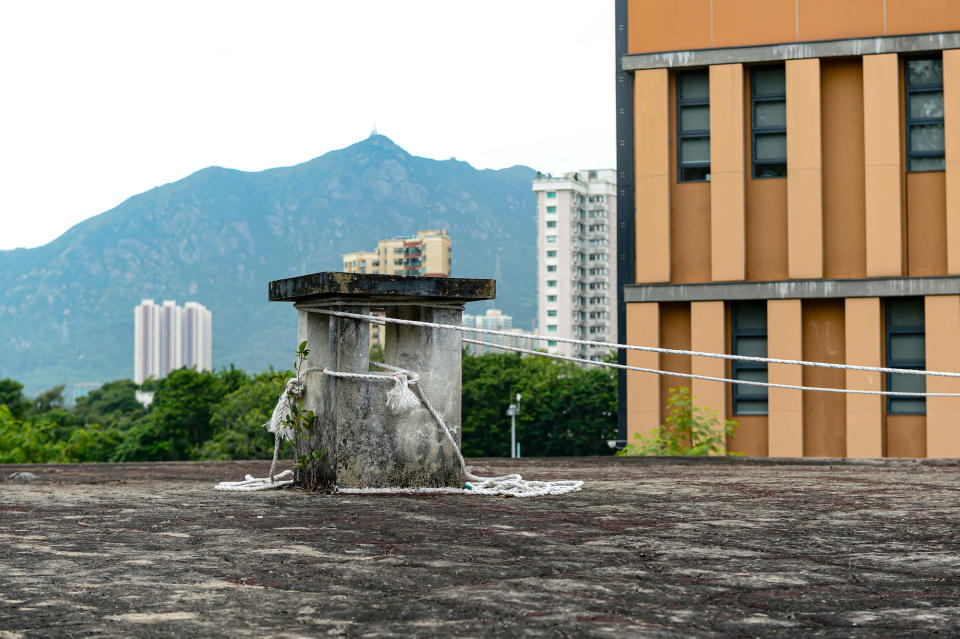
[506,393,522,458]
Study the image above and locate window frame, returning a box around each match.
[905,55,945,173]
[750,65,787,179]
[731,301,769,415]
[676,69,711,183]
[885,298,926,415]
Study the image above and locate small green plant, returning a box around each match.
[275,341,326,476]
[617,386,738,456]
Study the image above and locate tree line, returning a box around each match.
[0,349,617,464]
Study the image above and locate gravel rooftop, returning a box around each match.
[2,457,959,638]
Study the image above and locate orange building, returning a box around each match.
[616,0,960,457]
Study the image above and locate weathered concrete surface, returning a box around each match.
[295,304,461,490]
[269,272,496,304]
[2,457,960,638]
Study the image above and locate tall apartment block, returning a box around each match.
[533,170,617,361]
[616,0,960,458]
[342,229,452,277]
[134,299,212,384]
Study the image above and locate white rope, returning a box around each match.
[215,470,295,492]
[307,307,960,380]
[462,338,960,398]
[216,377,303,491]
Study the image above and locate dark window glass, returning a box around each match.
[751,66,786,178]
[677,70,710,182]
[886,298,926,414]
[732,301,768,415]
[906,57,944,172]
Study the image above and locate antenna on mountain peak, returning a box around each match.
[370,124,378,137]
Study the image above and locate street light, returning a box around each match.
[505,393,522,458]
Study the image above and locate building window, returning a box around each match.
[548,340,558,347]
[546,280,557,287]
[546,236,557,243]
[547,325,558,332]
[751,66,786,178]
[905,57,945,172]
[546,192,556,199]
[547,310,557,317]
[546,265,557,272]
[546,250,557,258]
[546,220,557,228]
[731,301,768,415]
[886,298,926,414]
[677,70,710,182]
[546,206,557,213]
[547,295,557,302]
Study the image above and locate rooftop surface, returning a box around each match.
[2,457,959,638]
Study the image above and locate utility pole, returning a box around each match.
[505,393,522,458]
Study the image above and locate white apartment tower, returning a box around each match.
[134,299,212,384]
[533,170,617,361]
[183,302,213,373]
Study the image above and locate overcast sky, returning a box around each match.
[0,1,614,250]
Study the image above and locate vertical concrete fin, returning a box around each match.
[925,295,960,457]
[634,69,671,283]
[709,63,746,282]
[844,297,883,457]
[691,301,727,452]
[768,299,804,457]
[626,302,662,441]
[787,58,824,280]
[944,50,960,274]
[863,53,903,277]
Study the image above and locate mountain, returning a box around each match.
[0,136,538,395]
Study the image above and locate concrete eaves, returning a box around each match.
[622,31,960,71]
[624,275,960,304]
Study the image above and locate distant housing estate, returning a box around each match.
[533,170,618,362]
[342,229,452,277]
[462,309,536,356]
[342,230,452,348]
[134,299,212,384]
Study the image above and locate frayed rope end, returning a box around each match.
[264,379,305,441]
[386,373,421,413]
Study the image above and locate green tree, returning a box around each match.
[617,386,737,456]
[461,351,618,457]
[114,368,225,461]
[194,372,293,460]
[74,379,148,430]
[0,378,28,419]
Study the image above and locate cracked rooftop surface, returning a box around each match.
[2,457,959,638]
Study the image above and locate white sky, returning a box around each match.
[0,1,614,250]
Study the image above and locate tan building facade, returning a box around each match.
[342,230,452,347]
[343,230,452,278]
[616,0,960,457]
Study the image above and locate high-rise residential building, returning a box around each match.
[183,302,213,373]
[343,230,453,348]
[616,0,960,458]
[342,230,452,277]
[134,299,212,384]
[159,300,183,376]
[134,299,161,384]
[533,170,617,362]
